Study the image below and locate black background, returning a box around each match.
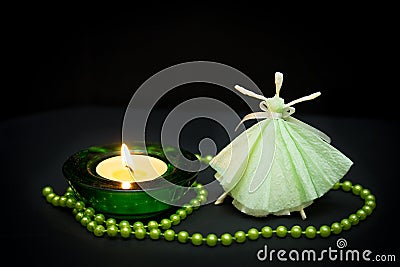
[3,3,394,121]
[2,3,399,266]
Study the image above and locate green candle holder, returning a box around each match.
[62,143,198,219]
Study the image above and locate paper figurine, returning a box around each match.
[209,72,353,219]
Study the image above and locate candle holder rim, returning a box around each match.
[62,142,199,190]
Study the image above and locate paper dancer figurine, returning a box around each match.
[209,72,353,219]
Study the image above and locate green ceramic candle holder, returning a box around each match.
[62,143,198,219]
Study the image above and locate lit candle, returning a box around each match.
[96,143,168,188]
[63,143,198,218]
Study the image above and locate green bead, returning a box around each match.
[195,183,203,190]
[340,219,352,230]
[119,220,131,229]
[107,225,118,237]
[147,221,159,230]
[197,195,207,204]
[319,225,331,238]
[51,195,60,206]
[63,192,75,198]
[84,207,95,218]
[133,221,144,229]
[46,192,56,203]
[331,222,342,235]
[72,208,78,216]
[106,218,117,227]
[176,209,187,220]
[80,216,91,227]
[42,186,53,197]
[365,201,376,210]
[206,234,218,247]
[352,184,363,195]
[75,201,85,211]
[261,226,273,238]
[86,221,97,232]
[365,194,375,202]
[149,229,161,240]
[198,189,208,198]
[177,231,189,243]
[134,227,146,239]
[163,229,175,241]
[356,209,367,220]
[305,226,317,239]
[94,225,105,237]
[183,204,193,215]
[191,233,203,246]
[349,214,359,225]
[120,227,132,238]
[204,155,213,163]
[170,214,181,225]
[290,226,302,238]
[75,212,84,222]
[66,186,74,193]
[234,231,246,243]
[364,205,373,214]
[59,196,67,207]
[276,226,287,238]
[220,233,233,246]
[360,189,371,199]
[248,228,259,240]
[94,214,105,224]
[160,219,171,230]
[332,182,341,190]
[190,199,201,210]
[341,181,352,191]
[66,198,76,208]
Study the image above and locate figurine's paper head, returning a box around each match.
[266,96,285,113]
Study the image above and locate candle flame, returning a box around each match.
[121,143,135,182]
[121,143,135,169]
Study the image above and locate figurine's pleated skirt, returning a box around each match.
[210,119,353,217]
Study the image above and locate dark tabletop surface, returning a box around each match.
[1,106,398,266]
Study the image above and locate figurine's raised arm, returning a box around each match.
[234,85,268,101]
[285,92,321,108]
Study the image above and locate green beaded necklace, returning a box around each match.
[42,180,376,246]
